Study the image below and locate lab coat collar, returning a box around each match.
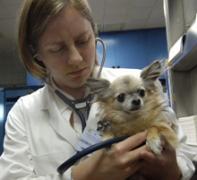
[40,84,69,111]
[40,84,80,149]
[38,65,101,147]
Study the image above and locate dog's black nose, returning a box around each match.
[132,99,141,106]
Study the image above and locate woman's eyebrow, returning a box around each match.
[75,30,91,39]
[44,40,62,47]
[44,30,91,47]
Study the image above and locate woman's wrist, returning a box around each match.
[71,158,98,180]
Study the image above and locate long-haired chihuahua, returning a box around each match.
[86,60,178,155]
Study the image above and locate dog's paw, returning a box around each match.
[97,120,111,133]
[146,136,163,155]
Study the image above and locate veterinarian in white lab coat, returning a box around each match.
[0,0,195,179]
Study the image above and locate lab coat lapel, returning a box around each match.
[43,85,79,148]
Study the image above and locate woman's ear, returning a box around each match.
[29,45,43,61]
[33,55,46,68]
[33,53,43,61]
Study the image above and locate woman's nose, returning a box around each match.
[67,45,83,65]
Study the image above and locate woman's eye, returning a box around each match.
[117,93,125,103]
[49,47,64,53]
[137,89,145,97]
[49,45,66,53]
[77,37,90,46]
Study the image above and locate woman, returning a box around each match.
[0,0,195,179]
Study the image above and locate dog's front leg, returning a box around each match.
[146,122,178,155]
[146,127,163,155]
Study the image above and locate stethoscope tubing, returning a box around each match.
[57,135,128,174]
[96,37,106,78]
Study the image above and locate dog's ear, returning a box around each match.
[86,78,112,99]
[140,60,165,81]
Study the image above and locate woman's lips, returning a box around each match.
[67,67,88,78]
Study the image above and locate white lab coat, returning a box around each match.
[0,67,195,180]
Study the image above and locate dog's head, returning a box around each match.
[86,60,165,113]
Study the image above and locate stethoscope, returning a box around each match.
[56,38,128,175]
[55,38,106,131]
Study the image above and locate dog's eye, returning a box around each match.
[117,93,125,102]
[137,89,145,97]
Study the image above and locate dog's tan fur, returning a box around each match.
[87,61,178,154]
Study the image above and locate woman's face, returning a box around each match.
[37,6,96,90]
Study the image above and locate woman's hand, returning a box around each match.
[72,131,147,180]
[138,136,182,180]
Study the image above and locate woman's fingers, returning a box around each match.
[139,148,156,163]
[100,132,147,177]
[124,161,141,175]
[126,144,147,163]
[114,131,147,152]
[106,131,147,168]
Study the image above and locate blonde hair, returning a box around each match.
[18,0,97,80]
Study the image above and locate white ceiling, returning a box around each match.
[89,0,165,32]
[0,0,165,40]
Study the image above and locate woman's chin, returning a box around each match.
[65,78,87,89]
[68,71,91,88]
